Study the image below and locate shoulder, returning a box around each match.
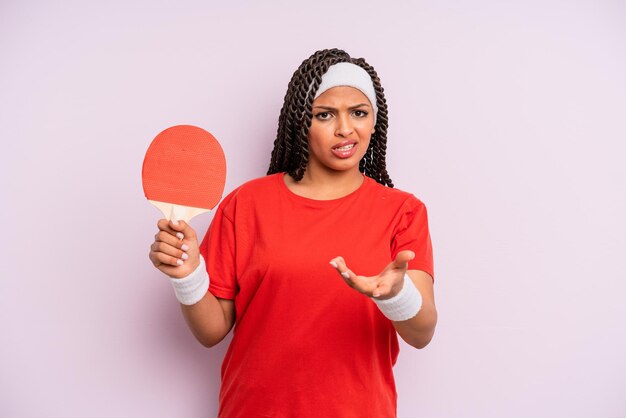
[363,176,427,212]
[216,173,282,219]
[227,173,280,198]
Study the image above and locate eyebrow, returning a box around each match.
[312,103,371,110]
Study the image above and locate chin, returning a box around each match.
[327,161,361,173]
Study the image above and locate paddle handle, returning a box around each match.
[148,200,210,223]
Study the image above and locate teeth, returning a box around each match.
[335,144,355,151]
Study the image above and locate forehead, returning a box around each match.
[313,86,371,107]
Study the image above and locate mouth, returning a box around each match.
[331,141,358,159]
[333,143,356,152]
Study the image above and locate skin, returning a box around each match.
[148,86,437,349]
[149,219,234,347]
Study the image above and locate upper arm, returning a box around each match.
[392,198,435,280]
[217,297,236,331]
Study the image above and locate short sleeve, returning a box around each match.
[391,197,435,281]
[199,205,238,300]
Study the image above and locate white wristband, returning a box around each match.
[373,274,422,321]
[169,255,209,305]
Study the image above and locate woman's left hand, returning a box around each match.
[329,250,415,299]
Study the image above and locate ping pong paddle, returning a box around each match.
[142,125,226,222]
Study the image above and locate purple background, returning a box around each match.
[2,1,625,417]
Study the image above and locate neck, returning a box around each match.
[285,166,365,200]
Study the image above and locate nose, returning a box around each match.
[335,113,354,137]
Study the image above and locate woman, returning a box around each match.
[149,48,437,417]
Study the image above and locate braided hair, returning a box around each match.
[267,48,394,187]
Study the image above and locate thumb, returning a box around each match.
[169,219,185,231]
[169,219,197,240]
[393,250,415,269]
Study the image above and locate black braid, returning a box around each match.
[268,48,394,187]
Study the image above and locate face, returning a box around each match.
[307,86,376,175]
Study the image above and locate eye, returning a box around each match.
[353,110,368,118]
[315,112,332,120]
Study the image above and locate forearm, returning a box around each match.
[150,220,235,347]
[169,256,235,348]
[393,301,437,349]
[330,255,439,348]
[180,292,234,348]
[381,269,437,349]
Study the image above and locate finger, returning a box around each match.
[149,254,183,278]
[157,219,183,240]
[329,256,356,282]
[151,249,186,267]
[149,248,199,279]
[155,230,190,251]
[329,256,377,295]
[157,219,197,242]
[157,218,172,231]
[151,241,189,262]
[148,249,161,267]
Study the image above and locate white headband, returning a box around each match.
[313,62,378,124]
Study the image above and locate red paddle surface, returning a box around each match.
[142,125,226,210]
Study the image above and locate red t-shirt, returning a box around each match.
[200,173,434,418]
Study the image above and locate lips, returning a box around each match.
[331,140,358,159]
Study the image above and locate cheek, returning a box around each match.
[360,142,371,158]
[307,133,326,156]
[357,128,373,146]
[308,125,332,146]
[359,133,372,154]
[307,129,320,146]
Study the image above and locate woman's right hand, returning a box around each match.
[149,219,201,279]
